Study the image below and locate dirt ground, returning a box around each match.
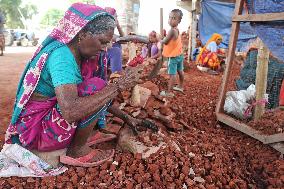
[0,47,36,142]
[0,47,283,188]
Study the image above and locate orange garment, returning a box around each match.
[279,80,284,106]
[163,31,182,58]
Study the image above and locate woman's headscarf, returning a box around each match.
[203,33,222,48]
[11,3,115,124]
[105,7,117,16]
[196,33,223,64]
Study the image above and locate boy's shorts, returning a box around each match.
[167,55,184,75]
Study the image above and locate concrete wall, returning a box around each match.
[116,0,140,34]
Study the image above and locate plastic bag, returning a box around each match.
[0,144,67,177]
[224,84,256,119]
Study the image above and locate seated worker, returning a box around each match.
[192,38,203,61]
[142,31,161,60]
[196,33,225,71]
[5,3,150,167]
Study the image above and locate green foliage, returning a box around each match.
[20,4,38,20]
[40,9,64,28]
[0,0,23,28]
[69,0,95,4]
[0,0,38,28]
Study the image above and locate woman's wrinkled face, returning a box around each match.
[79,29,114,58]
[216,38,222,45]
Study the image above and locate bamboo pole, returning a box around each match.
[160,8,163,37]
[190,0,197,60]
[254,40,269,120]
[188,15,192,62]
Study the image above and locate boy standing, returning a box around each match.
[160,9,184,97]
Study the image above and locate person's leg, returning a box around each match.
[67,121,98,158]
[177,55,184,89]
[177,70,184,89]
[67,77,114,161]
[165,57,176,96]
[168,74,176,93]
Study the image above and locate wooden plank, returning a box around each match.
[262,133,284,144]
[269,142,284,155]
[190,10,197,60]
[254,41,269,120]
[232,12,284,22]
[216,113,265,142]
[217,112,284,153]
[216,0,245,114]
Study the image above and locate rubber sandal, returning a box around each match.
[86,131,117,146]
[160,91,174,97]
[207,70,219,75]
[60,149,114,167]
[173,86,184,92]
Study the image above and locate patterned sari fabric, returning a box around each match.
[5,3,114,152]
[196,33,223,70]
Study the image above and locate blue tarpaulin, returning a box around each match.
[199,0,284,61]
[199,0,256,51]
[247,0,284,62]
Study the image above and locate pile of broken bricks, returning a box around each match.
[105,58,188,159]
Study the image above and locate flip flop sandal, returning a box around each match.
[173,86,184,92]
[86,131,117,146]
[60,149,115,167]
[207,70,219,75]
[160,91,175,97]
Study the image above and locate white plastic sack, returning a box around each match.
[0,144,67,177]
[224,84,256,119]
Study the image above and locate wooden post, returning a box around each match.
[160,8,163,37]
[190,0,197,60]
[216,0,244,114]
[254,40,269,120]
[188,19,192,61]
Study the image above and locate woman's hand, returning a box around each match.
[115,68,139,91]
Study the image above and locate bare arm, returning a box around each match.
[55,66,140,123]
[107,105,130,122]
[55,84,118,123]
[162,29,175,45]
